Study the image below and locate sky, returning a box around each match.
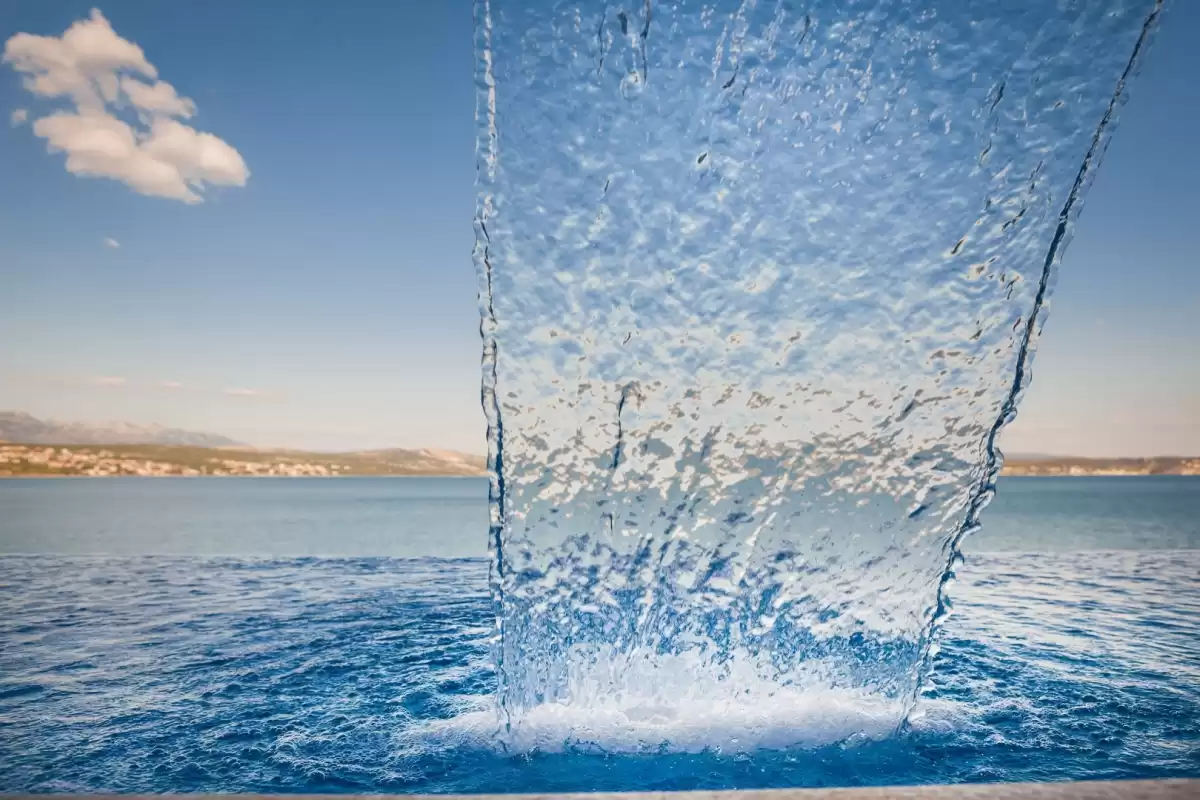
[0,1,1196,457]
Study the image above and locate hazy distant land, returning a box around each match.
[2,443,1197,479]
[0,411,483,477]
[0,410,241,448]
[1000,456,1200,477]
[2,411,1196,477]
[0,443,485,477]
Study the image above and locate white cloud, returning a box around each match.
[9,108,28,126]
[2,9,155,111]
[104,236,120,248]
[2,9,248,203]
[92,375,127,387]
[160,380,184,390]
[224,387,264,397]
[120,76,195,118]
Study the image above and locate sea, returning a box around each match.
[1,476,1197,793]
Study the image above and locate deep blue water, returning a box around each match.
[1,476,1198,792]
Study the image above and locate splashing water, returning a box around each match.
[473,0,1161,750]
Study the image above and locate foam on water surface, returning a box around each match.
[473,0,1163,745]
[409,652,918,755]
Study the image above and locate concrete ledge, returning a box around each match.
[7,779,1197,799]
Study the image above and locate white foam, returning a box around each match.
[399,650,947,755]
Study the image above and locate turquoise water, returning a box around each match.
[0,477,1197,792]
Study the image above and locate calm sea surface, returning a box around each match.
[1,477,1197,792]
[4,475,1197,557]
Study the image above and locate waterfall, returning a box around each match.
[473,0,1162,751]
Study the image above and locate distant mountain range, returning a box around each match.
[0,411,243,448]
[0,411,487,477]
[3,411,1195,478]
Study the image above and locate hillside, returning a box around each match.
[0,411,242,448]
[1001,456,1200,477]
[1,441,1196,479]
[0,443,486,477]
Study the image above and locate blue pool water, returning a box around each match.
[1,476,1197,792]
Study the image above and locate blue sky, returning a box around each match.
[0,2,1195,456]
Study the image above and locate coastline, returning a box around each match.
[5,472,1198,479]
[1001,457,1200,478]
[0,472,487,479]
[0,443,485,478]
[3,444,1197,479]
